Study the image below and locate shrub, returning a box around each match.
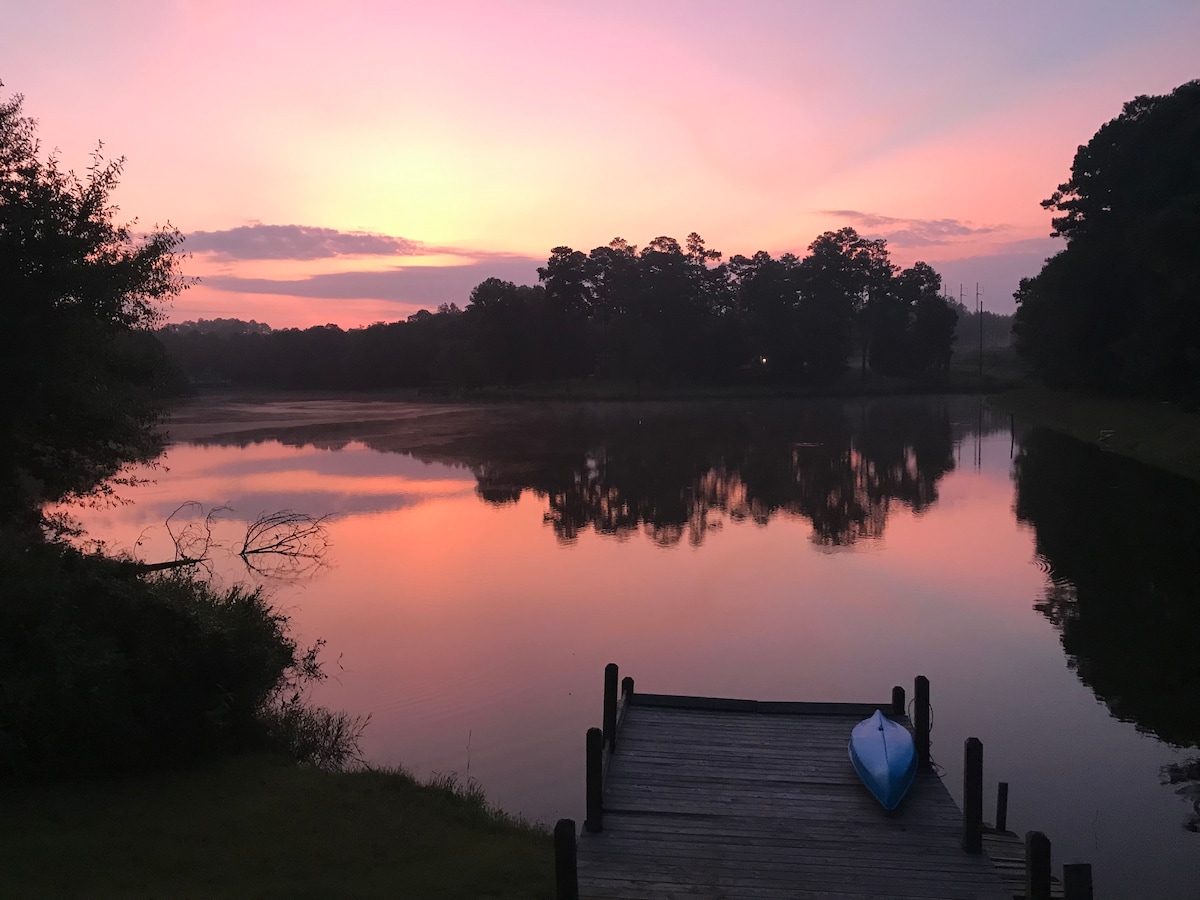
[0,535,346,779]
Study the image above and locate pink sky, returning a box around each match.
[3,1,1197,326]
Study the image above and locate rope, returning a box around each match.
[906,696,944,776]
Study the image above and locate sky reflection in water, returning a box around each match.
[71,397,1199,898]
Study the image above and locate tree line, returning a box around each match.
[159,230,960,390]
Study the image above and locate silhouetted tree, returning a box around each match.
[871,262,958,377]
[728,250,804,378]
[537,246,594,378]
[463,278,539,383]
[0,85,187,530]
[1014,80,1200,401]
[796,228,892,380]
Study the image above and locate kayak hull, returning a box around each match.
[848,709,918,811]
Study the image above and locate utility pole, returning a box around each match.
[976,283,983,379]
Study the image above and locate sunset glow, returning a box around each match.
[4,1,1196,323]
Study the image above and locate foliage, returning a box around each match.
[0,536,349,779]
[162,317,272,336]
[870,261,958,377]
[158,229,961,391]
[1014,80,1200,401]
[0,83,355,785]
[0,85,189,527]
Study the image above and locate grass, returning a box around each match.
[988,387,1200,483]
[0,754,554,900]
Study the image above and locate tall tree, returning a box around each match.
[1015,80,1200,400]
[871,262,957,377]
[0,86,187,528]
[797,228,894,381]
[464,278,545,383]
[537,246,594,377]
[728,250,804,378]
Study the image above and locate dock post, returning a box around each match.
[914,675,931,767]
[996,781,1009,832]
[1025,831,1052,900]
[891,685,905,717]
[1063,862,1093,900]
[962,738,983,853]
[554,819,579,900]
[603,663,619,750]
[585,728,604,833]
[622,675,634,702]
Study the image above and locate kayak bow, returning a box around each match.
[848,709,917,811]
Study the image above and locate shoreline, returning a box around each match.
[987,388,1200,483]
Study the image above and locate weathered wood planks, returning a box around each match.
[576,694,1014,900]
[982,831,1065,900]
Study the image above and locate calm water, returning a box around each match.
[73,395,1200,898]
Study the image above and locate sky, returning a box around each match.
[3,0,1197,327]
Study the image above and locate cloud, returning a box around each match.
[820,210,1005,247]
[185,224,428,260]
[203,255,544,305]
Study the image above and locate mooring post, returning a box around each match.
[621,675,634,702]
[585,727,604,833]
[962,738,983,853]
[553,819,579,900]
[603,663,619,750]
[996,781,1009,832]
[891,685,905,717]
[1025,831,1052,900]
[914,675,931,767]
[1063,862,1094,900]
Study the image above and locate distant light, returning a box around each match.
[760,356,768,365]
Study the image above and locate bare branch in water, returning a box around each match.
[239,509,331,580]
[159,501,230,576]
[130,504,330,580]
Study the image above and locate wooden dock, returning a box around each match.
[554,669,1089,900]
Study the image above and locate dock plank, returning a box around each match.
[576,697,1016,900]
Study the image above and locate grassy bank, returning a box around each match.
[988,388,1200,483]
[0,755,553,899]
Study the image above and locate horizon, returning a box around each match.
[3,1,1197,327]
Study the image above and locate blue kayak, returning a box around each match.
[848,709,917,811]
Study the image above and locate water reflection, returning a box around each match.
[196,397,1007,549]
[1013,428,1200,831]
[65,394,1198,894]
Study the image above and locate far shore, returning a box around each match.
[163,383,1200,484]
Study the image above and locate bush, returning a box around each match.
[0,536,339,779]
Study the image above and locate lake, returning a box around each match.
[71,394,1200,898]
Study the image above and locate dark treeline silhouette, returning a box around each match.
[159,229,959,390]
[192,397,1007,548]
[1014,80,1200,404]
[1014,428,1200,829]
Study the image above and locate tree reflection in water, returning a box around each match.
[198,397,1002,549]
[1014,428,1200,832]
[463,398,967,548]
